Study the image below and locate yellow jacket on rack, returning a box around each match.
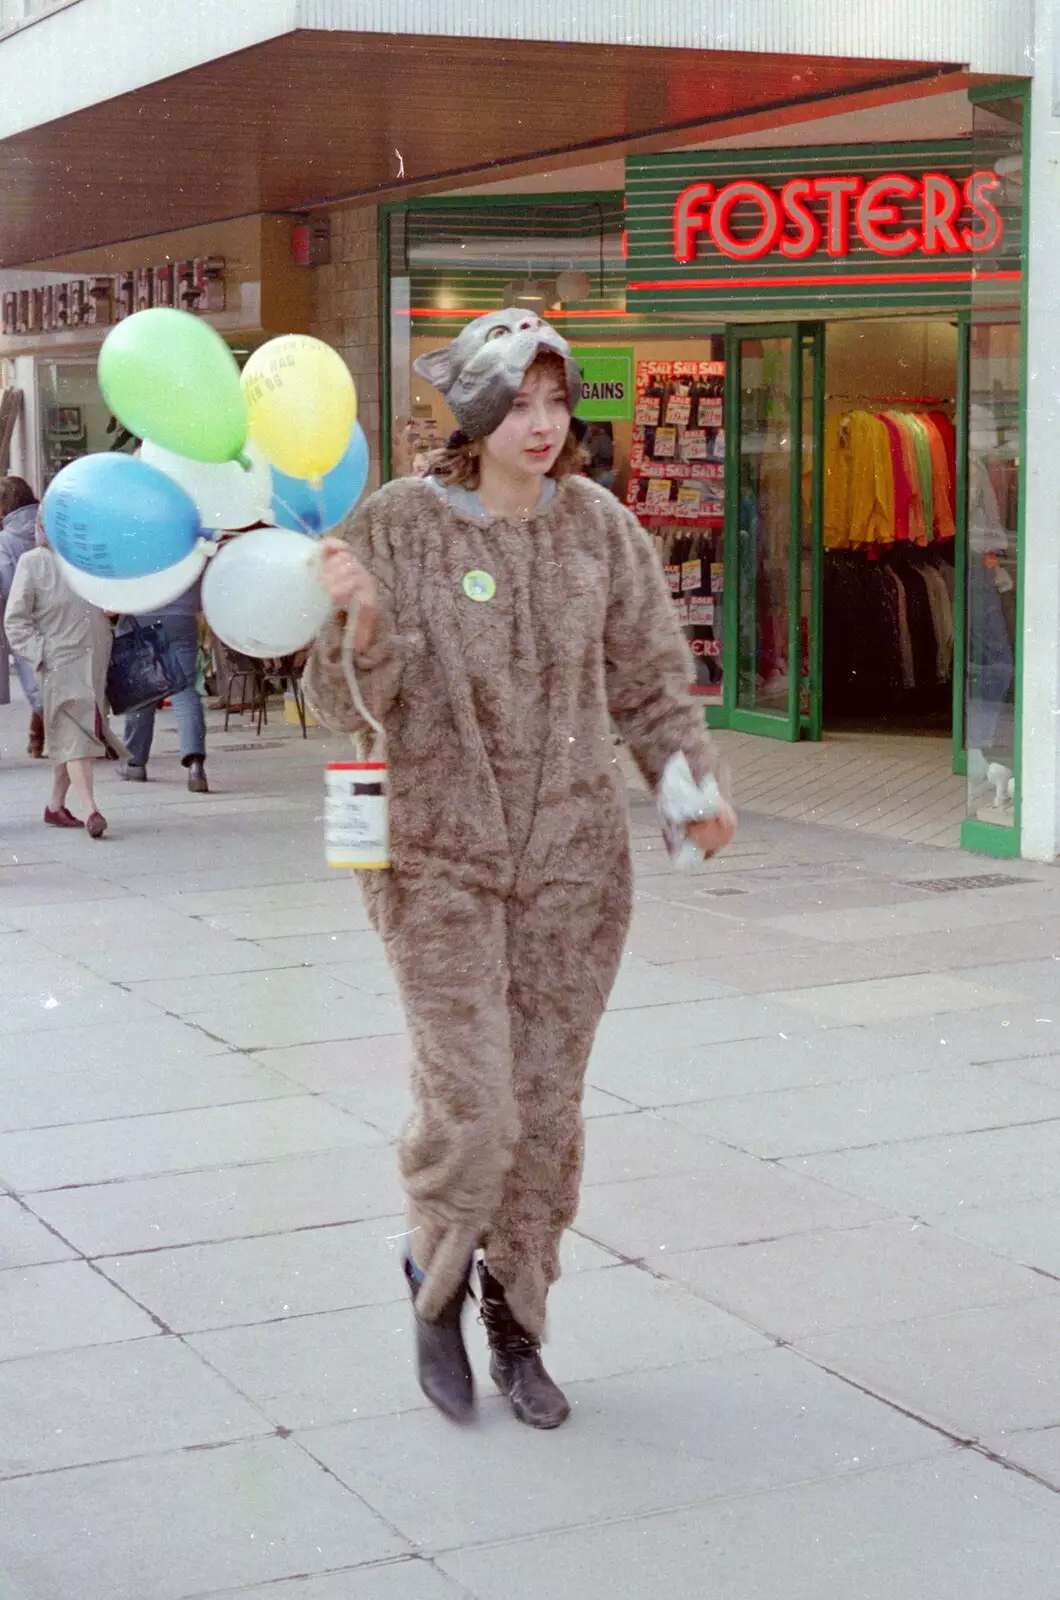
[847,411,895,547]
[823,411,895,549]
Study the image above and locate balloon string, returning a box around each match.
[270,491,318,537]
[340,597,386,748]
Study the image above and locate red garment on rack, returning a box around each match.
[879,415,912,542]
[928,412,957,507]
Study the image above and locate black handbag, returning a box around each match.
[106,619,189,715]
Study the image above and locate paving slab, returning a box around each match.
[799,1297,1060,1439]
[0,974,165,1038]
[0,1436,406,1600]
[0,1196,76,1268]
[787,1118,1060,1214]
[437,1451,1060,1600]
[660,1065,1060,1158]
[28,1142,404,1258]
[299,1347,947,1549]
[0,1095,380,1192]
[0,1335,271,1477]
[0,1013,229,1072]
[582,1110,720,1185]
[0,1260,158,1360]
[666,939,931,993]
[927,1195,1060,1276]
[761,971,1018,1026]
[603,954,739,1008]
[589,999,818,1080]
[97,1214,415,1332]
[0,1052,296,1134]
[662,1217,1058,1341]
[990,1427,1060,1489]
[988,1051,1060,1090]
[574,1144,889,1261]
[197,902,375,940]
[222,1562,467,1600]
[128,966,406,1049]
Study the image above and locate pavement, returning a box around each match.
[2,690,1060,1599]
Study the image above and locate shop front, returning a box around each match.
[0,214,311,494]
[382,85,1027,856]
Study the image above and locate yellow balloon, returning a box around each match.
[241,335,357,481]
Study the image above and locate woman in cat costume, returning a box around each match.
[306,309,736,1429]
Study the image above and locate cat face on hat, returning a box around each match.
[413,308,583,441]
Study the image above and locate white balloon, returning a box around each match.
[57,543,210,614]
[202,527,331,658]
[140,439,271,531]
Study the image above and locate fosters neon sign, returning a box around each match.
[673,171,1005,264]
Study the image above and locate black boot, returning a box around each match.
[477,1261,571,1430]
[405,1257,475,1423]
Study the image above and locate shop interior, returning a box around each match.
[818,317,959,743]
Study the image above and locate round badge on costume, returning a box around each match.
[463,569,496,603]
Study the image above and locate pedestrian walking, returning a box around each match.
[306,308,736,1430]
[0,475,45,757]
[118,578,209,792]
[4,513,118,837]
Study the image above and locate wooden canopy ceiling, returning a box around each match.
[4,29,955,267]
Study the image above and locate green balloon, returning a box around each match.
[99,308,248,464]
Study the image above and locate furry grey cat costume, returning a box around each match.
[305,310,720,1384]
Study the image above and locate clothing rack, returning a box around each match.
[824,544,955,719]
[826,395,954,406]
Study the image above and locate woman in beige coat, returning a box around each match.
[306,309,736,1431]
[5,522,117,837]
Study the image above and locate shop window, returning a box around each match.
[965,318,1020,829]
[963,90,1026,840]
[36,357,130,489]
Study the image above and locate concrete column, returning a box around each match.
[309,203,382,491]
[1021,9,1060,860]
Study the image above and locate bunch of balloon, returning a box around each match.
[42,307,253,611]
[197,333,364,658]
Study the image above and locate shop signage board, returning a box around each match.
[573,347,634,421]
[626,142,1022,315]
[0,256,226,337]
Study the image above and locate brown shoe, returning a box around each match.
[27,712,44,758]
[85,811,107,840]
[44,806,83,829]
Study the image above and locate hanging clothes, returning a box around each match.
[824,406,955,552]
[823,548,956,717]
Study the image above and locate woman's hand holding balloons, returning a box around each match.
[318,537,379,653]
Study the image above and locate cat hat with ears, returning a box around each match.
[413,308,583,442]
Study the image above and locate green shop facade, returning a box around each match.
[382,84,1028,855]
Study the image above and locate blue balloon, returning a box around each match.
[42,453,201,579]
[270,422,370,535]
